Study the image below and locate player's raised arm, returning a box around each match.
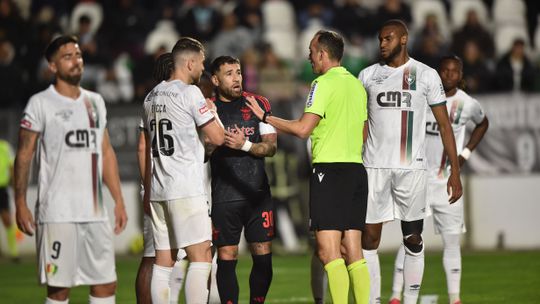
[431,104,463,203]
[102,129,128,234]
[14,128,39,236]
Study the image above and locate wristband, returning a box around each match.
[241,139,253,152]
[262,111,271,123]
[460,147,472,160]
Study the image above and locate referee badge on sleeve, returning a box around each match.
[306,81,318,108]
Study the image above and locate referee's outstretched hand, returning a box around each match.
[245,95,264,121]
[447,172,463,204]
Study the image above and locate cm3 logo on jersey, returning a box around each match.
[65,129,97,149]
[376,91,412,108]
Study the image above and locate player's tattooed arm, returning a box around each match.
[225,125,277,157]
[250,133,277,158]
[14,128,39,235]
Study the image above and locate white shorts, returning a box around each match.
[143,213,187,259]
[426,182,466,235]
[37,221,116,287]
[366,168,428,223]
[150,195,212,251]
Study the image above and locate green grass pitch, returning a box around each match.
[1,251,539,303]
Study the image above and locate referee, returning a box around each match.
[246,30,370,304]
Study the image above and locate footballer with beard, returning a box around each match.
[207,55,277,304]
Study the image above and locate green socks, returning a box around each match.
[324,258,349,304]
[348,259,370,304]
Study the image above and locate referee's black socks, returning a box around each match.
[216,259,239,304]
[249,253,273,303]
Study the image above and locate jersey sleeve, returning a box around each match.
[359,83,368,122]
[96,94,108,127]
[469,97,486,125]
[20,95,44,132]
[187,86,214,127]
[425,69,447,107]
[304,79,330,117]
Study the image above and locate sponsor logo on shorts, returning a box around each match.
[46,263,58,275]
[409,284,421,291]
[317,172,325,182]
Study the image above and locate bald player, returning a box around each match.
[358,20,462,304]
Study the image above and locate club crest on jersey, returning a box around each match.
[240,106,252,121]
[306,81,318,108]
[402,66,417,90]
[55,109,74,121]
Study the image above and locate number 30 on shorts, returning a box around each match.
[262,211,274,228]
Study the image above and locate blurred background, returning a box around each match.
[0,0,539,257]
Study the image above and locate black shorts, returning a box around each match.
[309,163,368,231]
[0,188,9,211]
[211,195,275,247]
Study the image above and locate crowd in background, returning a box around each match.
[1,0,540,111]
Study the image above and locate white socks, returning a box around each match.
[403,241,424,304]
[184,262,211,304]
[208,253,221,304]
[442,233,461,302]
[390,243,406,301]
[310,252,328,304]
[89,295,115,304]
[170,259,189,304]
[45,298,68,304]
[363,249,381,304]
[152,264,173,304]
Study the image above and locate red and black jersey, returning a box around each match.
[210,92,272,204]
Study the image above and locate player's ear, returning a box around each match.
[401,34,408,46]
[211,74,220,87]
[48,61,57,74]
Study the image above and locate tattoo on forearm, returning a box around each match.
[250,142,277,157]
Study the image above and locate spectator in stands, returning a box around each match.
[257,43,296,105]
[180,0,222,43]
[233,0,263,35]
[333,0,376,43]
[413,13,448,69]
[0,39,23,108]
[211,12,255,60]
[297,0,333,30]
[102,0,148,59]
[462,40,493,94]
[451,9,495,60]
[96,55,134,104]
[0,0,26,51]
[374,0,412,29]
[494,39,537,92]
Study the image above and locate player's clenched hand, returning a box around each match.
[245,95,264,120]
[225,125,247,150]
[447,172,463,204]
[16,203,35,236]
[114,201,128,234]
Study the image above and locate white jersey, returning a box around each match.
[142,80,214,201]
[21,85,108,223]
[359,58,447,169]
[425,89,485,183]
